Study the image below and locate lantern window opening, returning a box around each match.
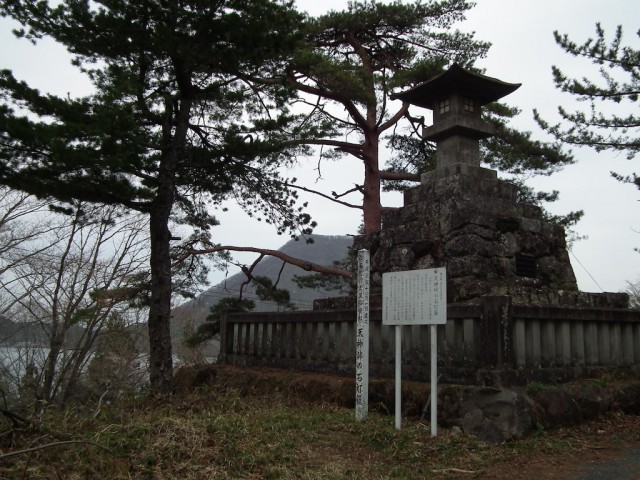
[464,97,475,113]
[439,98,450,114]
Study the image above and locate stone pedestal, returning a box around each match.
[350,164,624,307]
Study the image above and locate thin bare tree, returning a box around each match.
[0,192,149,408]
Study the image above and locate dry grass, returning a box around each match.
[1,382,639,479]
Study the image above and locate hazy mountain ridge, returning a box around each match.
[170,235,353,342]
[0,315,84,348]
[0,236,353,351]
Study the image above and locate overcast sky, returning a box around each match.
[465,0,639,294]
[1,1,639,294]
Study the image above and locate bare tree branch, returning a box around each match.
[184,245,353,278]
[380,171,421,182]
[284,182,363,209]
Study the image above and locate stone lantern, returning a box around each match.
[347,63,596,306]
[395,63,520,172]
[318,63,626,369]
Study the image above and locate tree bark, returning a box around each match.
[362,130,382,235]
[146,95,192,393]
[148,193,174,393]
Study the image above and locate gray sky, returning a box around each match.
[454,0,640,294]
[1,0,638,293]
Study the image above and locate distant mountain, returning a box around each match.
[0,315,85,348]
[170,235,353,346]
[0,236,353,356]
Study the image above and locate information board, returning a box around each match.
[382,268,446,325]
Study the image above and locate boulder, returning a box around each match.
[530,387,581,428]
[456,387,533,442]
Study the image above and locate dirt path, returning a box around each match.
[485,446,640,480]
[478,414,640,479]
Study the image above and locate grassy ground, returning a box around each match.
[1,383,640,480]
[0,368,640,480]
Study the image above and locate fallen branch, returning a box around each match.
[431,467,480,475]
[581,444,608,450]
[94,389,110,419]
[0,440,113,460]
[419,373,443,422]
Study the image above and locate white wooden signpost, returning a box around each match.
[382,268,446,435]
[355,249,370,421]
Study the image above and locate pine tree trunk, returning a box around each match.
[362,131,382,235]
[146,97,193,393]
[148,185,175,393]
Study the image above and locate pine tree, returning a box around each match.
[0,0,311,392]
[280,0,487,234]
[276,0,575,233]
[535,23,640,188]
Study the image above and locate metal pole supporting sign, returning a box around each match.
[395,324,402,430]
[430,324,438,437]
[382,268,446,434]
[355,249,370,421]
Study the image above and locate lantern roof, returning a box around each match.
[394,63,521,109]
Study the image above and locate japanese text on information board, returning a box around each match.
[382,268,446,325]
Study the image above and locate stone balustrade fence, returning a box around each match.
[219,296,640,385]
